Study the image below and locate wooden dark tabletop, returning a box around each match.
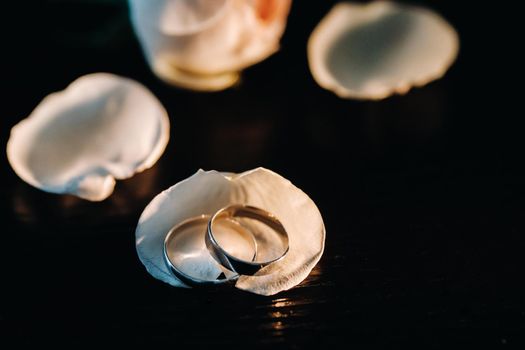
[1,0,522,347]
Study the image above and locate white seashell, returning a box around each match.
[308,1,459,100]
[7,73,170,201]
[135,168,325,296]
[129,0,292,91]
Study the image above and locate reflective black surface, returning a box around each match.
[1,0,522,347]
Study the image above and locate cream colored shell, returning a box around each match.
[129,0,292,91]
[7,73,170,201]
[135,168,325,296]
[308,1,459,100]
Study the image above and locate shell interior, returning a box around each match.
[308,1,459,100]
[135,168,325,296]
[7,73,170,201]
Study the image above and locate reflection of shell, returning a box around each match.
[7,73,170,201]
[129,0,292,91]
[135,168,325,296]
[308,1,459,100]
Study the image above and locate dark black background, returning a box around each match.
[1,0,522,347]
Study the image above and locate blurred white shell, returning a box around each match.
[129,0,292,91]
[135,168,325,296]
[308,1,459,100]
[7,73,170,201]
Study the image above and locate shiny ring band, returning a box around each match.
[163,215,256,286]
[206,205,289,276]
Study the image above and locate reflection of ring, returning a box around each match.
[206,205,289,276]
[163,215,257,286]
